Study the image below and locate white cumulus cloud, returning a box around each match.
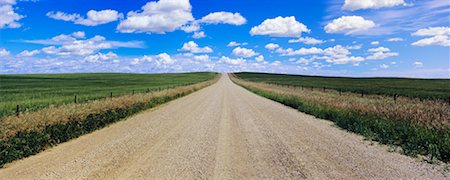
[0,48,11,57]
[232,47,259,58]
[199,12,246,25]
[324,16,375,35]
[117,0,194,34]
[0,0,24,29]
[219,56,245,65]
[23,32,143,57]
[193,54,210,62]
[23,32,144,49]
[250,16,310,37]
[288,37,325,45]
[192,31,206,39]
[71,31,86,38]
[47,10,122,26]
[346,44,363,50]
[180,41,213,53]
[131,53,175,66]
[412,27,450,36]
[411,35,450,47]
[155,53,175,65]
[41,36,112,56]
[343,0,406,11]
[276,47,323,56]
[180,23,200,33]
[366,47,399,60]
[411,27,450,46]
[319,45,365,64]
[17,50,40,57]
[227,41,247,47]
[255,55,265,62]
[84,52,118,62]
[264,43,279,50]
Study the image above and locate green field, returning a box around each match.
[234,72,450,100]
[0,72,216,118]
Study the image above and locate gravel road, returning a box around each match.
[0,74,447,179]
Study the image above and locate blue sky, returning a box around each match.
[0,0,449,78]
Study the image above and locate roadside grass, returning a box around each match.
[230,74,450,163]
[0,73,219,167]
[0,72,217,118]
[234,72,450,101]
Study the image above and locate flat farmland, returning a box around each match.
[0,72,217,118]
[1,74,447,179]
[234,72,450,100]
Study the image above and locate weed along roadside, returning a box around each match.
[0,75,219,167]
[230,74,450,163]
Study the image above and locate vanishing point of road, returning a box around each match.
[0,74,447,179]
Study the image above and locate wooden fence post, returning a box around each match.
[339,90,341,96]
[16,105,20,117]
[74,95,77,104]
[110,92,113,98]
[361,92,364,97]
[393,94,397,102]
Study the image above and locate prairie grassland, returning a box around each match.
[234,72,450,100]
[0,77,217,141]
[231,74,450,162]
[0,72,217,118]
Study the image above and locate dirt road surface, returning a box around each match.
[0,74,447,179]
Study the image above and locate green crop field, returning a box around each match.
[234,72,450,100]
[0,72,216,118]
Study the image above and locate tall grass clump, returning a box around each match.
[231,74,450,163]
[0,75,219,167]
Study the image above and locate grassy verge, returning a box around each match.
[0,75,218,167]
[231,74,450,163]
